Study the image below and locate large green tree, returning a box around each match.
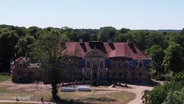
[143,82,183,104]
[131,30,148,50]
[163,42,184,73]
[171,33,184,47]
[162,87,184,104]
[39,33,74,101]
[146,45,165,79]
[0,28,19,72]
[145,32,167,49]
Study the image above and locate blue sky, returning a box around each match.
[0,0,184,29]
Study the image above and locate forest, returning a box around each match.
[0,25,184,73]
[0,24,184,103]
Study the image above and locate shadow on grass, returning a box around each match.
[50,95,85,104]
[51,95,116,104]
[85,97,116,102]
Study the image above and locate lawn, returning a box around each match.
[58,89,135,104]
[0,75,11,82]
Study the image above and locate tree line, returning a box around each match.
[0,24,184,73]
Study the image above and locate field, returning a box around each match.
[0,75,136,104]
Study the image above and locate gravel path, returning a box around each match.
[124,84,153,104]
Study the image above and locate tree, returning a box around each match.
[145,32,167,49]
[146,45,165,79]
[0,28,19,72]
[39,33,74,101]
[171,71,184,85]
[26,26,42,38]
[163,42,184,73]
[119,28,130,34]
[15,34,36,57]
[162,88,184,104]
[114,33,131,42]
[131,30,148,50]
[171,33,184,47]
[97,26,117,41]
[143,82,183,104]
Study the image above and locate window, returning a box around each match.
[139,72,142,77]
[119,62,122,68]
[124,72,127,78]
[131,72,135,78]
[113,63,116,67]
[100,72,103,77]
[93,61,98,70]
[105,59,111,68]
[107,72,110,77]
[139,62,142,68]
[87,71,90,77]
[118,73,122,77]
[87,61,90,67]
[18,71,23,76]
[112,72,116,77]
[100,62,103,68]
[75,62,78,67]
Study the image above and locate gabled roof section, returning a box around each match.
[15,57,30,64]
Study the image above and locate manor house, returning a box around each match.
[12,40,151,84]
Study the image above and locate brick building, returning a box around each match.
[12,57,41,83]
[12,41,150,84]
[61,41,150,85]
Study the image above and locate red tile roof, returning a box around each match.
[15,57,30,64]
[62,42,149,60]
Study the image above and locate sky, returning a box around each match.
[0,0,184,30]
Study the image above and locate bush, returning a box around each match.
[144,82,183,104]
[171,71,184,85]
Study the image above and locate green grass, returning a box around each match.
[58,89,135,104]
[0,75,11,82]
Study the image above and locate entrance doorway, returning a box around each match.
[93,72,97,79]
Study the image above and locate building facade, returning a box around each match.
[61,41,150,85]
[12,41,150,84]
[12,57,41,83]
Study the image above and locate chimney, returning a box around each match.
[60,40,65,45]
[127,39,132,45]
[108,39,112,44]
[79,39,83,44]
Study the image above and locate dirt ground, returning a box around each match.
[125,84,153,104]
[0,81,153,104]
